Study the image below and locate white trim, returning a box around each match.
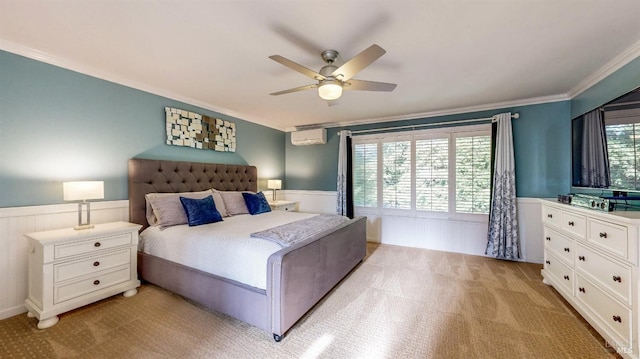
[0,39,281,131]
[3,36,637,132]
[319,96,564,131]
[567,39,640,99]
[0,200,129,218]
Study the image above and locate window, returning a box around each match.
[353,125,491,218]
[455,134,491,214]
[606,123,638,189]
[415,137,448,212]
[353,143,378,207]
[382,140,411,209]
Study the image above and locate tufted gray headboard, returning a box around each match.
[128,158,258,230]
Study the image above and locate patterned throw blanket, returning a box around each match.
[250,214,349,247]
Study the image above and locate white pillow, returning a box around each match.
[219,191,251,216]
[145,190,213,227]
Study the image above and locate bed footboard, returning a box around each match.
[267,216,367,339]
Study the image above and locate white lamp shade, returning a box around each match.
[63,181,104,201]
[318,82,343,100]
[267,179,282,190]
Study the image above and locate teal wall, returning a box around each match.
[285,101,571,198]
[0,50,285,207]
[571,57,640,119]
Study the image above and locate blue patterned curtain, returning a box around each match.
[580,109,610,187]
[486,113,520,260]
[337,130,354,218]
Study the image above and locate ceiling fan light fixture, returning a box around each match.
[318,80,343,100]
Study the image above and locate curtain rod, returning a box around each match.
[349,112,520,135]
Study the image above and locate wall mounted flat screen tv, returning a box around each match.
[572,87,640,192]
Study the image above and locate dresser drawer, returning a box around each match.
[54,249,130,283]
[576,274,631,344]
[576,244,632,306]
[54,266,131,304]
[54,233,133,260]
[545,252,574,294]
[544,228,573,264]
[542,205,562,228]
[561,211,586,239]
[588,219,628,259]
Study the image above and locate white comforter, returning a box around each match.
[139,211,318,290]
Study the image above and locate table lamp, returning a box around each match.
[63,181,104,230]
[267,179,282,201]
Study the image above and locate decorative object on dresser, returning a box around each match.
[268,200,298,212]
[267,179,282,201]
[63,181,104,230]
[541,199,640,357]
[24,221,142,329]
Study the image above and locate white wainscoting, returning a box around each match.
[0,201,129,320]
[0,194,545,320]
[282,191,544,263]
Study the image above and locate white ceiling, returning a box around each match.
[1,1,639,131]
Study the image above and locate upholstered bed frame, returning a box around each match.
[128,158,366,341]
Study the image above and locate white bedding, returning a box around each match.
[139,211,318,290]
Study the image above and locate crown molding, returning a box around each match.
[0,39,282,131]
[322,94,569,130]
[567,40,640,99]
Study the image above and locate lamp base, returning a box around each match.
[73,224,95,230]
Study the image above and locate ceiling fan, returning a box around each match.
[269,44,397,102]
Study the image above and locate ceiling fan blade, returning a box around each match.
[346,79,397,92]
[269,55,325,80]
[270,84,318,96]
[331,44,386,81]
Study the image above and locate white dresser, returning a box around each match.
[541,199,640,357]
[24,221,142,329]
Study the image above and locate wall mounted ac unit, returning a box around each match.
[291,128,327,146]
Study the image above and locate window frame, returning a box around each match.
[352,124,490,222]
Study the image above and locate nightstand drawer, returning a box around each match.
[54,249,130,283]
[54,266,130,304]
[54,233,132,260]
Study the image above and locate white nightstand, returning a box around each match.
[24,221,142,329]
[268,200,298,212]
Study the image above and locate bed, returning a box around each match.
[128,158,366,341]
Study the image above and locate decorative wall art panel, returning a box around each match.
[165,107,236,152]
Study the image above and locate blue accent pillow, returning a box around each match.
[242,192,272,215]
[179,195,223,226]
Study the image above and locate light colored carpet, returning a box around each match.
[0,243,619,358]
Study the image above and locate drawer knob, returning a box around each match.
[545,260,550,265]
[599,232,607,238]
[93,261,100,267]
[568,221,575,226]
[578,255,585,261]
[564,247,570,252]
[613,315,622,323]
[613,276,622,283]
[545,237,551,241]
[93,280,100,286]
[579,287,585,293]
[94,242,101,248]
[563,275,570,280]
[547,214,553,218]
